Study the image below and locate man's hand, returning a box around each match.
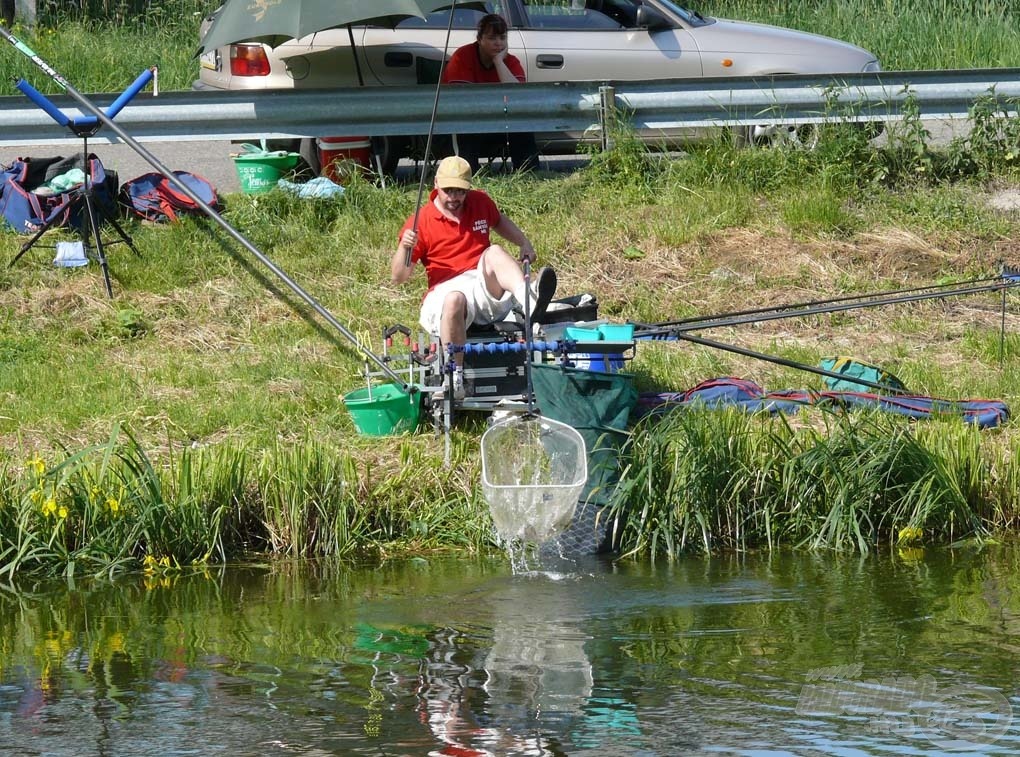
[519,242,537,265]
[392,228,419,284]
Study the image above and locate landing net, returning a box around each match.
[481,414,588,545]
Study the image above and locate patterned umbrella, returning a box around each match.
[198,0,454,53]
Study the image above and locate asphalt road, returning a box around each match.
[0,118,965,198]
[0,140,245,194]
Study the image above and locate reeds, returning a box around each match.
[608,406,1015,561]
[0,426,486,578]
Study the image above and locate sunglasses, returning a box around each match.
[440,187,468,197]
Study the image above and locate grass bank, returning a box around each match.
[3,22,1020,572]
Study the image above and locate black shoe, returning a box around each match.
[530,266,557,324]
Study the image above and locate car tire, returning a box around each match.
[371,136,408,178]
[739,123,821,149]
[298,138,321,177]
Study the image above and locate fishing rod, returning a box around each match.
[406,0,458,267]
[668,331,913,395]
[0,26,406,387]
[637,273,1020,337]
[639,273,1011,331]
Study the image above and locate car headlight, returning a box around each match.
[862,60,881,73]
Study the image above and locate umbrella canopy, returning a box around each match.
[198,0,453,53]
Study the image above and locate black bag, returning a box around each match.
[0,154,119,234]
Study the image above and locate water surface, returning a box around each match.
[2,545,1018,755]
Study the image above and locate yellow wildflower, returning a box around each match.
[897,526,924,544]
[28,458,45,476]
[41,498,57,517]
[106,497,120,515]
[57,505,68,519]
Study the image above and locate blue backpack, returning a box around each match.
[119,171,219,223]
[0,154,117,234]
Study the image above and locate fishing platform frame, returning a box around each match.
[367,303,638,436]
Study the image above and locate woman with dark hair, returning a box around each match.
[441,13,540,172]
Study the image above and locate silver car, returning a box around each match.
[196,0,880,171]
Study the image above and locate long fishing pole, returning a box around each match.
[406,0,458,267]
[669,331,913,395]
[638,276,1020,337]
[641,274,1008,331]
[0,26,405,387]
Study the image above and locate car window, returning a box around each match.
[519,0,644,30]
[396,1,506,29]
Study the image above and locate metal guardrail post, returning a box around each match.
[599,85,615,152]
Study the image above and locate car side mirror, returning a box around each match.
[636,6,672,31]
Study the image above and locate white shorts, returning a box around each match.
[419,253,514,335]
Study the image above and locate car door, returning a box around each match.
[513,0,703,82]
[361,2,526,86]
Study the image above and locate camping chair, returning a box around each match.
[415,56,513,174]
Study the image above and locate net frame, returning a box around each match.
[480,413,588,545]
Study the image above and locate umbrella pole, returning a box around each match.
[0,26,406,388]
[346,25,365,87]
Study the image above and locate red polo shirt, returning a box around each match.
[399,189,502,294]
[441,42,526,84]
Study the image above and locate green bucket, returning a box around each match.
[232,152,300,194]
[343,383,421,436]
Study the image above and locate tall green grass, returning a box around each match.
[5,408,1017,576]
[608,406,1018,561]
[0,426,490,578]
[707,0,1020,70]
[0,3,204,93]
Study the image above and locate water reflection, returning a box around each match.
[413,573,630,755]
[0,547,1018,755]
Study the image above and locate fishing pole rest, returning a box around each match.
[371,323,581,433]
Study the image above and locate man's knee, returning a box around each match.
[441,290,468,320]
[480,244,509,265]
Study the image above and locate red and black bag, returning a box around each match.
[119,171,219,223]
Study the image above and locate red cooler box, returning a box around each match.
[317,136,373,183]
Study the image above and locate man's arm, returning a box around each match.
[493,214,536,263]
[391,229,417,284]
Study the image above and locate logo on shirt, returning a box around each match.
[472,220,489,234]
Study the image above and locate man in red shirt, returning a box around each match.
[391,156,556,399]
[441,14,540,173]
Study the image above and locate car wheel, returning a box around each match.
[742,123,820,149]
[371,136,408,178]
[298,138,321,178]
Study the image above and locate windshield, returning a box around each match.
[655,0,713,27]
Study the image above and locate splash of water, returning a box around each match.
[496,532,582,576]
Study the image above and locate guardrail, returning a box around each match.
[0,68,1018,147]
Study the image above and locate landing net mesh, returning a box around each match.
[481,415,587,545]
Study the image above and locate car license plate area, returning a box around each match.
[199,49,220,72]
